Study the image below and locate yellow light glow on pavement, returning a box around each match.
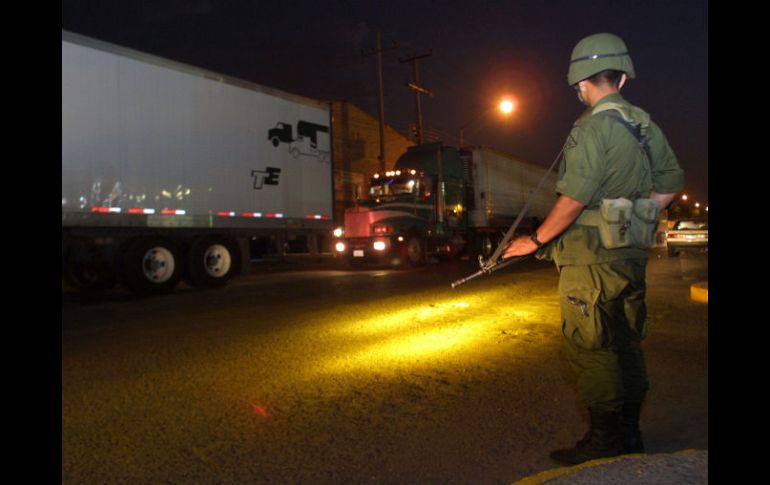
[310,289,559,376]
[333,300,472,337]
[325,319,489,372]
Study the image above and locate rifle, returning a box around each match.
[450,254,528,288]
[450,139,570,289]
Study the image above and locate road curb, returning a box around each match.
[690,281,708,303]
[512,449,705,484]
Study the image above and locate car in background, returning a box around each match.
[666,219,708,256]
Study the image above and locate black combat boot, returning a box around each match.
[621,401,644,454]
[550,409,623,465]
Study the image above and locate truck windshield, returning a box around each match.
[370,176,420,198]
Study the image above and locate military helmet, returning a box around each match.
[567,33,635,86]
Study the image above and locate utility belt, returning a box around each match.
[576,198,661,249]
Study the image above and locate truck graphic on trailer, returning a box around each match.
[268,121,330,162]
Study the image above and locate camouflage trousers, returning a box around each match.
[558,258,649,414]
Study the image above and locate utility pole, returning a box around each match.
[399,50,433,144]
[362,32,397,173]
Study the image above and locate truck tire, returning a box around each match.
[668,247,680,257]
[404,237,425,267]
[62,242,117,290]
[185,236,239,288]
[63,262,117,290]
[479,233,496,260]
[121,237,182,295]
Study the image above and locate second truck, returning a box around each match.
[334,142,557,266]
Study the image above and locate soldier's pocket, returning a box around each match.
[561,287,606,350]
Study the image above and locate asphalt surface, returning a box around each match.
[259,252,711,485]
[62,248,707,484]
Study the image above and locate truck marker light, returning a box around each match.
[91,207,110,213]
[243,212,263,217]
[333,227,344,237]
[161,209,187,215]
[335,242,346,252]
[373,224,394,235]
[398,236,404,242]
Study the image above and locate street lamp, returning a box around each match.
[458,97,515,148]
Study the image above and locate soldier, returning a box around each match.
[503,33,684,465]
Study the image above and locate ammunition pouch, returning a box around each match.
[576,198,661,249]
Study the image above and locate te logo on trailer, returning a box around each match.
[251,167,281,189]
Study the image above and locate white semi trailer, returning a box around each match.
[62,31,334,294]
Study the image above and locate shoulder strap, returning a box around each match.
[593,110,653,163]
[592,106,653,163]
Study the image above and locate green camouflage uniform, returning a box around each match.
[543,92,684,414]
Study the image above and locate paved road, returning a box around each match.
[61,249,707,484]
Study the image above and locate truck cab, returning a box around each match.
[336,142,468,266]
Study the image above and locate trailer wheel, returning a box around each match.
[271,137,281,147]
[121,237,182,295]
[185,236,239,288]
[404,237,425,267]
[63,262,117,290]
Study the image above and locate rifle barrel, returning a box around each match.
[450,256,528,288]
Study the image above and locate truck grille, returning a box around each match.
[344,208,374,238]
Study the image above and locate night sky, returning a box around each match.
[62,0,708,204]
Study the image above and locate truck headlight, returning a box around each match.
[335,242,346,252]
[373,241,387,251]
[333,227,344,238]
